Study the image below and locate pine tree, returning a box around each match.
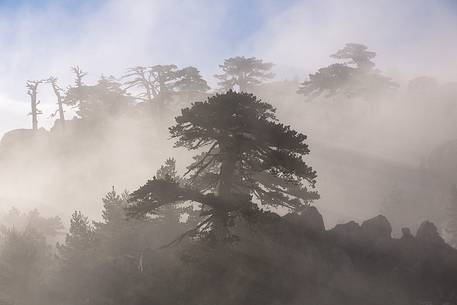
[0,227,50,304]
[298,43,397,100]
[330,43,376,71]
[0,208,64,240]
[93,188,144,256]
[175,66,210,103]
[215,56,274,92]
[66,75,134,122]
[128,90,318,242]
[153,158,200,241]
[57,211,95,263]
[100,187,127,225]
[54,211,98,303]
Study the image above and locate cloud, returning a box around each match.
[0,0,242,135]
[0,0,457,136]
[248,0,457,82]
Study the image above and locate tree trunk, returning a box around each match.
[49,79,66,130]
[218,154,236,199]
[31,95,38,131]
[213,150,237,240]
[57,98,65,128]
[27,80,43,131]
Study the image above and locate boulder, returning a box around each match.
[284,206,325,235]
[416,221,445,244]
[330,221,360,240]
[400,227,414,241]
[360,215,392,241]
[0,128,49,154]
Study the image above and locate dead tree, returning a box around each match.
[123,65,178,110]
[26,80,45,131]
[71,65,87,88]
[48,76,65,128]
[64,66,88,110]
[123,66,154,103]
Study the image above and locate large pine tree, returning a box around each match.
[128,90,318,241]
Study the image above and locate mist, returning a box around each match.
[1,1,457,304]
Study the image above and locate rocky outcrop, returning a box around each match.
[400,227,414,240]
[233,209,457,305]
[329,215,392,245]
[330,220,360,240]
[416,220,445,244]
[0,128,49,155]
[360,215,392,241]
[283,206,325,235]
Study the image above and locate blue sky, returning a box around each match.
[0,0,457,135]
[0,0,295,42]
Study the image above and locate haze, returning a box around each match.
[1,1,457,304]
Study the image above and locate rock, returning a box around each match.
[360,215,392,241]
[416,221,445,244]
[330,221,360,240]
[284,206,325,234]
[0,128,49,153]
[1,128,33,146]
[400,227,414,240]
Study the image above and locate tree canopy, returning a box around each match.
[298,43,397,100]
[123,65,211,110]
[65,75,134,121]
[175,66,210,102]
[128,90,318,241]
[331,43,376,71]
[215,56,274,92]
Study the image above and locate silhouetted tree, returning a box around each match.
[26,79,45,130]
[123,66,155,103]
[100,187,128,225]
[123,64,179,110]
[215,56,274,92]
[128,90,318,242]
[297,64,355,99]
[26,209,64,238]
[156,158,179,181]
[66,75,133,121]
[93,187,146,258]
[175,66,210,103]
[72,65,87,88]
[57,211,95,263]
[48,76,66,128]
[153,158,200,236]
[0,208,63,239]
[55,211,98,304]
[298,43,397,100]
[64,65,88,110]
[0,227,50,304]
[331,43,376,71]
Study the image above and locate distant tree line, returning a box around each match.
[24,43,401,130]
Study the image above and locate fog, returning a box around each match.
[0,0,456,223]
[1,1,457,304]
